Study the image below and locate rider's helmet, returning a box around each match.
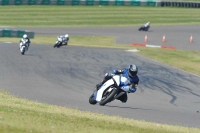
[65,34,69,38]
[23,34,28,39]
[128,64,138,78]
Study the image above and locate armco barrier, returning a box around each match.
[0,0,199,7]
[0,0,157,6]
[160,1,200,8]
[0,29,35,38]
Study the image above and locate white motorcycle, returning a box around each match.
[54,36,68,48]
[138,25,150,31]
[89,75,128,106]
[19,39,29,55]
[54,36,62,48]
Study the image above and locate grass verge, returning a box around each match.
[0,6,200,27]
[1,91,200,133]
[1,35,200,76]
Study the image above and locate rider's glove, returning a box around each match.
[105,73,114,77]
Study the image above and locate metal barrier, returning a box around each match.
[160,1,200,8]
[0,0,199,8]
[0,29,35,38]
[0,0,157,6]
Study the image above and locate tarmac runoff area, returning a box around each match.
[0,25,200,128]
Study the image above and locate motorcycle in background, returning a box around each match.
[19,39,29,55]
[54,36,63,48]
[54,36,68,48]
[138,25,150,31]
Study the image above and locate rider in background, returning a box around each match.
[144,21,150,28]
[57,34,69,47]
[96,64,139,103]
[19,34,31,50]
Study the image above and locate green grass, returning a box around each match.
[0,6,200,132]
[1,91,200,133]
[1,35,200,76]
[0,6,200,27]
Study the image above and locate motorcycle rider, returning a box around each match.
[144,21,150,28]
[96,64,139,103]
[19,34,31,50]
[54,34,69,48]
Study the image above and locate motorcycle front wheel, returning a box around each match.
[99,89,117,106]
[89,93,97,105]
[21,47,25,55]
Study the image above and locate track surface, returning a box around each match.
[0,26,200,128]
[13,25,200,50]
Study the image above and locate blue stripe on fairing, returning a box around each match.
[119,75,121,87]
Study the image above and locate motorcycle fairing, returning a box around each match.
[95,79,114,102]
[94,75,121,102]
[120,75,131,87]
[20,43,27,53]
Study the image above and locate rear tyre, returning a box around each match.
[99,89,117,106]
[89,94,97,105]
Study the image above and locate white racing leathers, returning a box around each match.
[19,39,29,55]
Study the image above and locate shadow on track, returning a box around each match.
[105,105,156,111]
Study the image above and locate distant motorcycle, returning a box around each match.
[19,39,29,55]
[138,25,150,31]
[89,75,127,106]
[54,36,63,48]
[54,36,68,48]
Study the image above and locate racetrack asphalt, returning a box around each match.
[0,26,200,128]
[12,25,200,50]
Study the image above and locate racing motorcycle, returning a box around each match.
[19,39,29,55]
[53,36,68,48]
[138,25,150,31]
[89,75,127,106]
[54,36,63,48]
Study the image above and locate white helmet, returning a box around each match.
[65,34,69,38]
[23,34,28,39]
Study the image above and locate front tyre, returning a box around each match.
[21,47,25,55]
[89,93,97,105]
[99,89,117,106]
[138,27,142,31]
